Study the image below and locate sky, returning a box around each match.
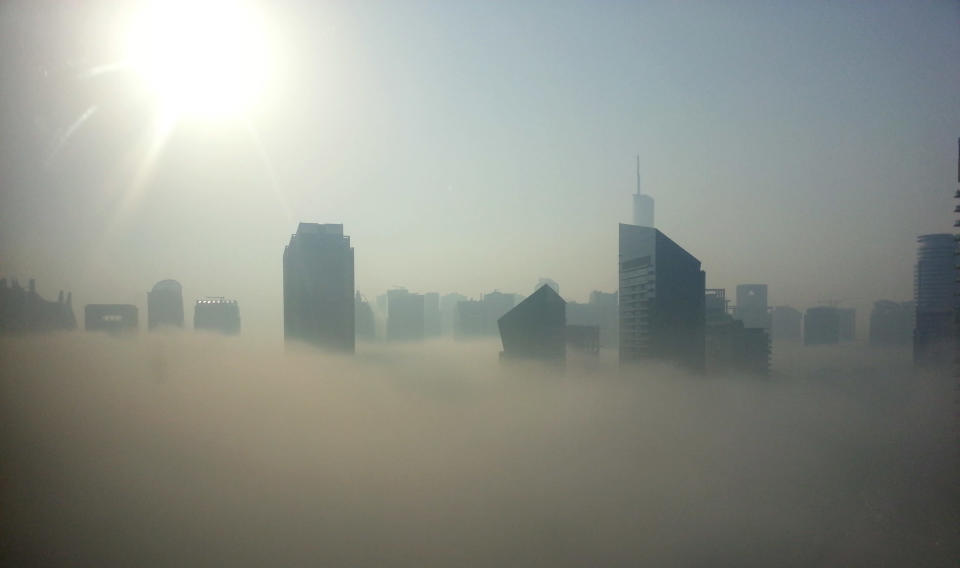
[1,0,958,337]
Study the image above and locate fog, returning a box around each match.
[2,334,956,566]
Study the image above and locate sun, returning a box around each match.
[126,0,270,117]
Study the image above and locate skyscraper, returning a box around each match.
[913,233,958,365]
[632,155,654,227]
[283,223,355,352]
[147,279,184,330]
[386,288,425,341]
[734,284,770,330]
[619,224,705,371]
[194,297,241,335]
[498,284,566,362]
[804,306,839,345]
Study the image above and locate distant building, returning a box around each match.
[567,290,618,348]
[85,304,138,333]
[869,300,913,346]
[705,289,770,376]
[772,306,802,342]
[424,292,441,337]
[632,156,654,227]
[194,297,240,335]
[536,278,559,295]
[498,284,566,362]
[913,233,958,365]
[387,288,425,341]
[283,222,355,352]
[804,306,839,345]
[566,324,600,356]
[482,291,516,335]
[147,279,184,330]
[440,292,467,336]
[619,224,705,371]
[734,284,770,330]
[455,299,485,338]
[355,292,376,341]
[837,308,856,342]
[0,278,76,333]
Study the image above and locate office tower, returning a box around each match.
[194,297,241,335]
[283,223,355,352]
[85,304,138,333]
[704,289,770,376]
[498,284,566,362]
[0,278,76,333]
[632,155,654,227]
[536,278,559,294]
[386,288,425,341]
[804,306,839,345]
[355,292,376,341]
[734,284,770,330]
[619,224,705,371]
[869,300,913,346]
[424,292,441,337]
[147,279,184,330]
[914,233,958,365]
[772,306,802,342]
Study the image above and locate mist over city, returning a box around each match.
[1,1,958,565]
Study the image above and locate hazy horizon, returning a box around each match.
[2,1,959,337]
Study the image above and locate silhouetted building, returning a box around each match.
[283,223,355,352]
[0,278,76,333]
[567,290,619,348]
[455,299,485,338]
[424,292,441,337]
[772,306,802,342]
[619,224,705,371]
[804,306,839,345]
[536,278,559,295]
[705,289,770,376]
[387,288,425,341]
[147,279,184,330]
[483,291,516,335]
[85,304,138,333]
[566,324,600,356]
[837,308,856,342]
[632,155,654,227]
[194,297,240,335]
[869,300,913,346]
[355,292,375,341]
[498,284,566,362]
[913,233,957,365]
[440,292,467,335]
[734,284,770,330]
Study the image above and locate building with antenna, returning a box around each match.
[632,155,654,227]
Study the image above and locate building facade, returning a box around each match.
[619,224,705,371]
[498,284,566,362]
[913,233,958,365]
[147,279,184,330]
[194,297,241,334]
[734,284,770,330]
[283,223,355,352]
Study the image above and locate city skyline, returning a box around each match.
[0,2,957,338]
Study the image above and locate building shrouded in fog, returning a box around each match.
[194,297,240,335]
[85,304,138,333]
[0,278,76,333]
[355,292,375,341]
[804,306,839,345]
[498,284,566,362]
[619,224,705,371]
[838,308,856,342]
[734,284,770,330]
[772,306,802,341]
[705,288,770,376]
[424,292,441,337]
[283,223,355,352]
[869,300,913,346]
[147,279,183,330]
[913,233,958,365]
[386,288,425,341]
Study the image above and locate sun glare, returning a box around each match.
[127,0,269,117]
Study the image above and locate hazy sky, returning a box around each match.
[1,1,958,336]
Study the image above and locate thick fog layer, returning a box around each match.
[2,334,956,566]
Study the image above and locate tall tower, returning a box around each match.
[283,223,355,352]
[632,155,655,227]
